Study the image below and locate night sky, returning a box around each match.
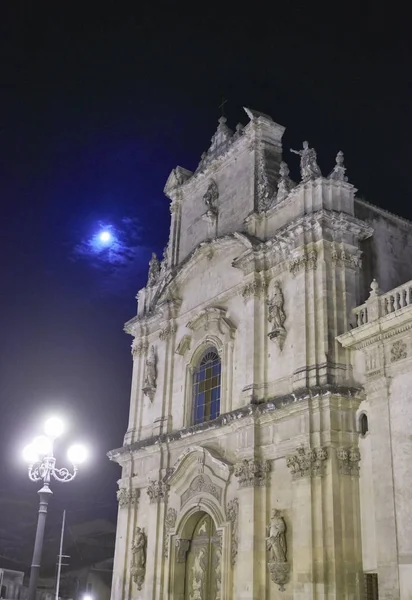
[1,2,411,568]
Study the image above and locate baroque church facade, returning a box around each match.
[108,108,412,600]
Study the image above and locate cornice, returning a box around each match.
[107,384,362,461]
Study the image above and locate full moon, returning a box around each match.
[99,231,112,243]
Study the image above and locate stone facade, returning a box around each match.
[108,107,412,599]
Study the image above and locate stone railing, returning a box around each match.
[353,279,412,328]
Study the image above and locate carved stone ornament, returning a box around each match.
[175,537,191,563]
[142,345,157,401]
[391,340,407,362]
[290,141,322,182]
[286,446,328,478]
[131,527,147,590]
[163,508,177,558]
[267,281,286,350]
[175,334,191,356]
[331,245,361,270]
[266,509,290,591]
[147,252,161,287]
[328,150,348,182]
[234,458,270,488]
[117,487,140,508]
[289,249,317,277]
[159,322,177,341]
[226,498,239,566]
[256,146,273,212]
[131,338,149,358]
[181,474,221,507]
[146,478,169,503]
[241,277,267,301]
[336,447,361,476]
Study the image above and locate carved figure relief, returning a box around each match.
[131,527,147,590]
[184,513,221,600]
[291,141,322,182]
[147,252,161,287]
[266,510,290,591]
[142,345,157,401]
[267,281,286,349]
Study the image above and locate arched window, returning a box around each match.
[193,348,221,425]
[360,413,369,436]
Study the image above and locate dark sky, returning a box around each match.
[1,1,411,568]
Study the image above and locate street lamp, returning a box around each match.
[23,417,87,600]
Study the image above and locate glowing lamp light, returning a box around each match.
[44,416,64,439]
[99,230,112,243]
[32,435,53,457]
[23,444,39,464]
[67,444,88,465]
[83,595,93,600]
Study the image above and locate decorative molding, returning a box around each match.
[181,474,222,507]
[117,488,140,508]
[146,479,169,504]
[336,447,361,476]
[289,249,318,277]
[159,322,177,341]
[234,459,270,488]
[163,507,177,558]
[131,339,149,358]
[226,498,239,566]
[241,277,267,301]
[266,509,290,592]
[131,527,147,591]
[391,340,407,362]
[175,334,191,356]
[286,446,328,478]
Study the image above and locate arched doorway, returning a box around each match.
[184,512,222,600]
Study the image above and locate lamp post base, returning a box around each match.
[28,484,53,600]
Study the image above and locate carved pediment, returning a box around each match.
[165,446,232,489]
[187,307,236,340]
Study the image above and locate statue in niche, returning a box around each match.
[291,141,321,182]
[266,510,287,563]
[147,252,161,287]
[143,346,157,401]
[266,510,290,591]
[203,180,219,213]
[131,527,147,590]
[267,281,287,349]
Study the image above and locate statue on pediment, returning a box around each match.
[147,252,160,287]
[291,141,321,182]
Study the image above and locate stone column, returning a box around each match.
[234,454,270,600]
[111,487,139,600]
[144,478,169,599]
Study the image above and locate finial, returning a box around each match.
[218,116,227,125]
[369,278,380,296]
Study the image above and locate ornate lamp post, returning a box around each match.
[23,417,87,600]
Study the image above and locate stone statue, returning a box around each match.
[328,150,348,182]
[266,509,287,563]
[276,161,295,202]
[203,180,219,212]
[143,346,157,391]
[131,527,147,590]
[267,281,286,331]
[147,252,160,287]
[291,141,321,182]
